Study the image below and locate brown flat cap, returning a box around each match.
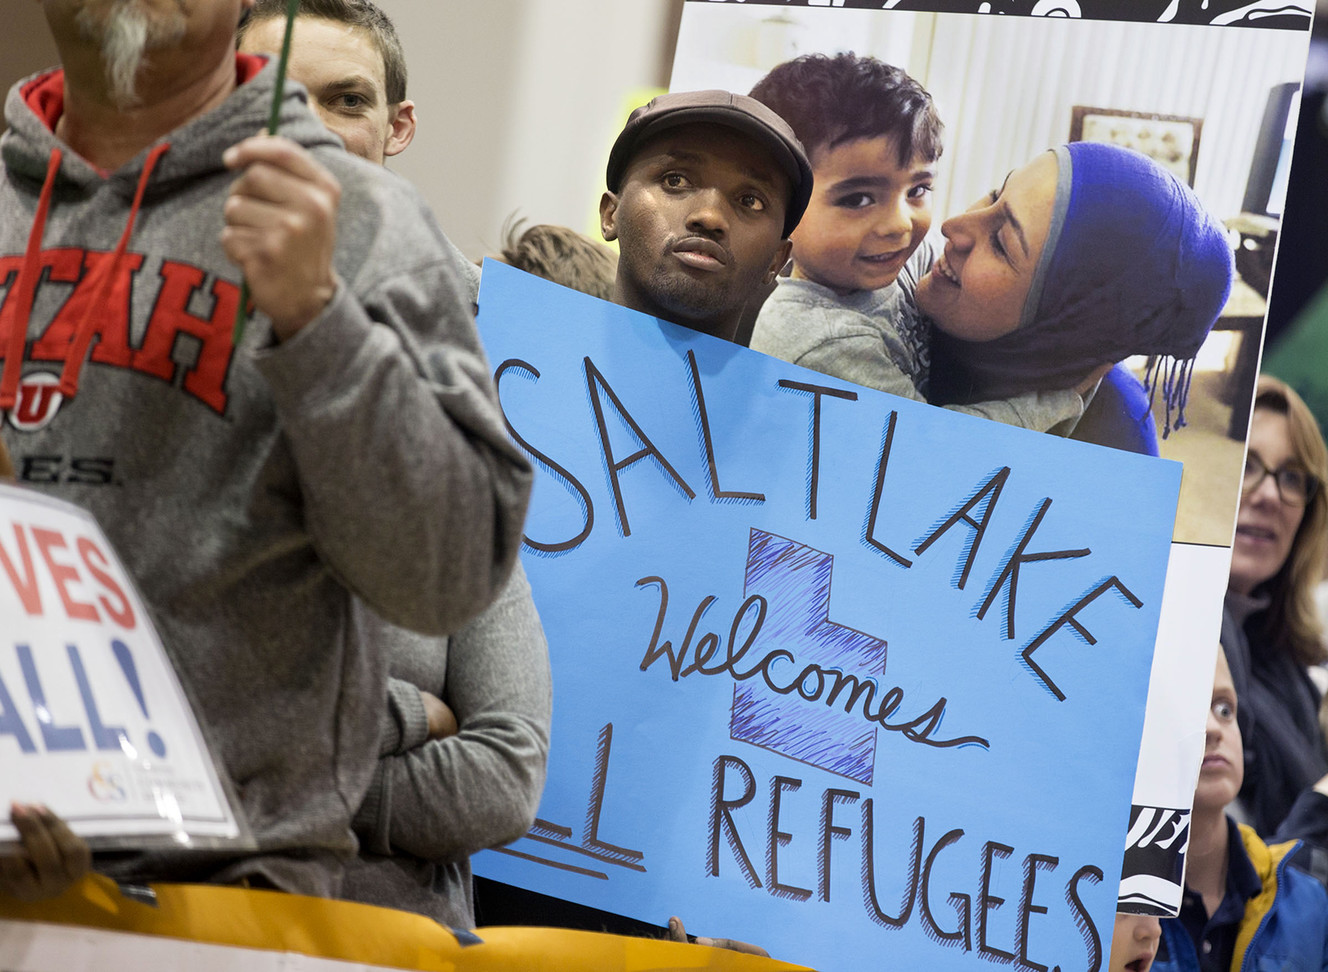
[605,89,813,239]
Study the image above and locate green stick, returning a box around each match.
[232,0,301,347]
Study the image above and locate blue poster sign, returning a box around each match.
[472,261,1182,972]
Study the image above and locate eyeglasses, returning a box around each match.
[1242,451,1319,507]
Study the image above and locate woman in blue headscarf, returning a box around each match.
[914,141,1234,450]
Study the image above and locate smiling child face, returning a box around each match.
[789,135,934,296]
[600,122,793,341]
[914,151,1058,342]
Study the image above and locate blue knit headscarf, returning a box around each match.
[929,142,1234,436]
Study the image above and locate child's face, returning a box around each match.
[789,136,934,295]
[1108,914,1161,972]
[1195,648,1243,815]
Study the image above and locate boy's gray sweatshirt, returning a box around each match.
[0,58,531,896]
[751,244,1083,432]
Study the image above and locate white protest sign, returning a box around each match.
[0,484,239,843]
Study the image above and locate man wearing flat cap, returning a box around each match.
[475,93,810,951]
[600,90,813,343]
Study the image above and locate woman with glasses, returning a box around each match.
[1223,373,1328,839]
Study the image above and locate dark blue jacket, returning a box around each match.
[1154,823,1328,971]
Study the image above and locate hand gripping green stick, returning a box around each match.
[232,0,301,347]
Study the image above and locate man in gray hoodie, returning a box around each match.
[236,0,552,930]
[0,0,530,898]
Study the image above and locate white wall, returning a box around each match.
[376,0,682,260]
[919,15,1309,222]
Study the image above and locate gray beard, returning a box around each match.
[77,3,187,108]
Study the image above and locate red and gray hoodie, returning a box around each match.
[0,55,531,895]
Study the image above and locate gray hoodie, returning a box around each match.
[0,56,531,896]
[348,564,551,928]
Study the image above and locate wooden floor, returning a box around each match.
[1150,367,1245,548]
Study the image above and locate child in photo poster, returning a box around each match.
[749,53,1089,431]
[750,54,1234,453]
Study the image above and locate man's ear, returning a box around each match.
[384,100,417,158]
[765,239,793,284]
[599,191,620,243]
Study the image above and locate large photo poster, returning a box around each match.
[665,0,1310,916]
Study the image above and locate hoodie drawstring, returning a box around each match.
[60,142,170,399]
[0,149,62,410]
[0,141,170,412]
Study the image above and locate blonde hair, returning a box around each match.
[496,219,618,302]
[0,439,12,481]
[1248,374,1328,666]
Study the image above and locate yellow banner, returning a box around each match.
[0,876,812,971]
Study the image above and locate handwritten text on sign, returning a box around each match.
[471,263,1182,972]
[0,484,238,843]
